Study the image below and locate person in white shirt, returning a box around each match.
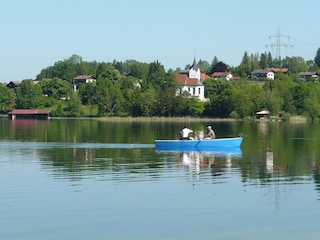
[180,126,193,140]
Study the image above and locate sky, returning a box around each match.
[1,0,320,82]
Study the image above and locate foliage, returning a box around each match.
[15,80,44,109]
[40,77,72,100]
[96,77,124,116]
[78,83,96,105]
[0,84,15,113]
[66,92,82,117]
[146,61,166,89]
[314,48,320,67]
[4,51,320,120]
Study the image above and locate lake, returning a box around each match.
[0,118,320,240]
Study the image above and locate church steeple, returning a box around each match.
[188,57,200,80]
[190,57,199,71]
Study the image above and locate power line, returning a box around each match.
[266,28,293,60]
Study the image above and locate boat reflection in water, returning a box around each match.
[156,146,243,177]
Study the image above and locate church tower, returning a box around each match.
[188,58,201,80]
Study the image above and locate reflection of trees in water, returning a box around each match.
[39,147,164,180]
[313,160,320,201]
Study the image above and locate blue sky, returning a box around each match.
[1,0,319,82]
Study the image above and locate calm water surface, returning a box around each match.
[0,119,320,240]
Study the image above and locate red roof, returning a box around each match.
[212,72,232,77]
[200,72,210,82]
[175,74,202,86]
[266,68,288,73]
[8,109,51,115]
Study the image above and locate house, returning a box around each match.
[174,58,208,101]
[8,109,52,120]
[251,70,274,80]
[211,72,233,81]
[6,80,40,95]
[6,81,21,95]
[73,75,96,91]
[299,72,318,82]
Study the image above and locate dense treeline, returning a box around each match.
[2,50,320,120]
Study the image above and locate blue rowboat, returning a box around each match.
[155,136,243,150]
[155,146,242,156]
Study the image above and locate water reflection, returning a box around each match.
[266,150,274,173]
[156,147,243,178]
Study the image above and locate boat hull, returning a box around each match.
[155,146,242,156]
[155,137,243,150]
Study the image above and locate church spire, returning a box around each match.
[190,57,199,71]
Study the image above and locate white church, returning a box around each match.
[174,58,209,102]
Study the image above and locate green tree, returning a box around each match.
[184,97,205,116]
[260,53,267,69]
[66,92,81,116]
[78,83,96,105]
[40,77,72,100]
[210,56,219,74]
[233,81,265,117]
[293,83,310,114]
[16,80,44,109]
[128,61,149,80]
[96,78,124,116]
[287,56,308,74]
[96,63,121,81]
[0,84,15,112]
[138,87,157,116]
[146,61,166,89]
[314,48,320,67]
[198,59,211,75]
[205,82,236,117]
[304,97,320,121]
[36,54,97,82]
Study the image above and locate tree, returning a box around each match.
[128,61,149,80]
[78,83,96,105]
[138,87,157,116]
[293,83,310,114]
[314,48,320,67]
[0,84,15,112]
[66,92,81,116]
[40,77,72,100]
[267,52,273,67]
[16,80,44,109]
[96,78,124,116]
[260,53,267,69]
[156,79,177,116]
[233,80,265,117]
[36,54,98,82]
[184,97,205,116]
[198,59,211,74]
[210,56,219,74]
[96,63,121,81]
[287,56,308,74]
[204,81,236,117]
[251,52,260,70]
[236,52,253,77]
[146,61,166,89]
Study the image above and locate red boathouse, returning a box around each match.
[8,109,52,120]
